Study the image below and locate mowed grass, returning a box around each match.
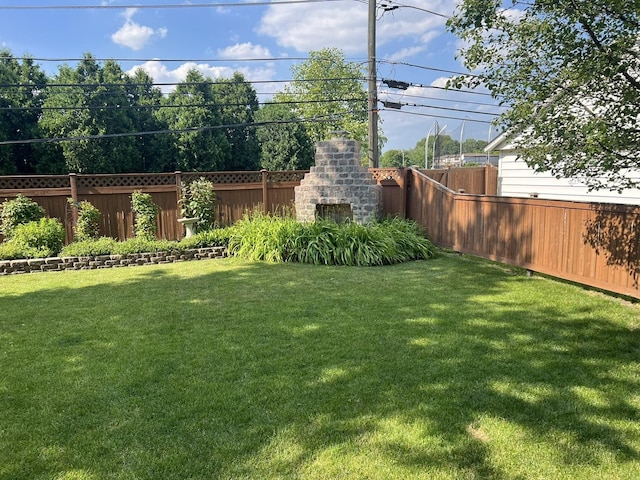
[1,254,639,480]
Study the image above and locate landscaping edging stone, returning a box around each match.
[0,247,227,275]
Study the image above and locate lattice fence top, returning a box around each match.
[267,171,309,183]
[370,168,403,182]
[182,171,263,184]
[76,174,176,189]
[0,176,70,190]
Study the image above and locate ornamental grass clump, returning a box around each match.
[228,211,303,262]
[227,212,436,266]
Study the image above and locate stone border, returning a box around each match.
[0,247,227,275]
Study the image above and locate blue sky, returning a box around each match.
[0,0,504,155]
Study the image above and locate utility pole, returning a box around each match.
[368,0,379,168]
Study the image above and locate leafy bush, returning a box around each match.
[227,213,436,266]
[131,191,159,240]
[70,199,101,241]
[111,238,180,256]
[0,194,46,238]
[177,228,232,250]
[10,218,65,258]
[0,241,44,260]
[60,237,119,257]
[179,177,217,232]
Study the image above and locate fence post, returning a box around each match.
[399,167,408,218]
[175,171,183,239]
[69,173,79,240]
[261,169,268,215]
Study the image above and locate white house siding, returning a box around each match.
[496,149,640,205]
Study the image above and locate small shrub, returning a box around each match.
[179,177,217,232]
[69,199,101,241]
[10,218,65,258]
[177,228,232,250]
[111,238,179,256]
[60,237,119,257]
[131,191,159,240]
[0,194,46,238]
[0,241,43,260]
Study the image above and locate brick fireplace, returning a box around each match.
[294,133,382,224]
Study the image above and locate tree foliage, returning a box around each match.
[40,55,143,173]
[255,103,315,171]
[0,49,62,174]
[448,0,640,190]
[157,69,230,172]
[279,48,368,146]
[211,72,261,171]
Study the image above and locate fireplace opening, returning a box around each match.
[315,203,353,223]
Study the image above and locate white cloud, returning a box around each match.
[384,46,426,62]
[217,42,272,59]
[258,0,448,57]
[111,8,168,51]
[258,3,367,54]
[128,60,277,95]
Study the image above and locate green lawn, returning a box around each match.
[1,254,639,479]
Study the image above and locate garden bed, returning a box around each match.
[0,246,226,274]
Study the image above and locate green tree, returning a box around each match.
[127,68,174,172]
[380,149,406,168]
[157,69,230,172]
[39,54,138,173]
[0,49,64,174]
[462,138,488,153]
[212,72,260,171]
[279,48,369,148]
[255,102,315,171]
[448,0,640,190]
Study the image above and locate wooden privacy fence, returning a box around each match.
[421,165,498,195]
[405,168,640,299]
[0,170,309,243]
[1,166,637,299]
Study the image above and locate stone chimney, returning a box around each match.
[294,132,382,224]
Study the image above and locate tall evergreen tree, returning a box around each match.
[156,69,230,172]
[256,102,314,171]
[0,49,63,174]
[212,72,260,171]
[127,68,174,172]
[39,54,138,173]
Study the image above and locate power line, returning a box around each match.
[6,56,316,64]
[0,115,343,146]
[389,101,500,117]
[380,108,494,124]
[379,1,450,18]
[0,0,351,10]
[378,90,507,108]
[0,97,367,112]
[0,77,367,89]
[379,60,476,78]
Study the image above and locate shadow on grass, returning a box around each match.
[1,255,639,479]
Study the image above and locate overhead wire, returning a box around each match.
[0,0,353,10]
[380,108,494,124]
[0,115,347,146]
